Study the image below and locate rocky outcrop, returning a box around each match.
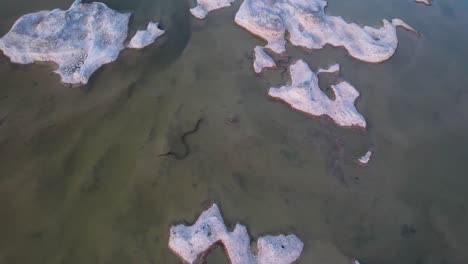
[269,60,366,128]
[0,0,131,84]
[235,0,416,63]
[190,0,236,19]
[169,204,303,264]
[128,22,165,49]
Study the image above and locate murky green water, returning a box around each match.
[1,0,468,263]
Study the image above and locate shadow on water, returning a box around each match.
[84,0,192,90]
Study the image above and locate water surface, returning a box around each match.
[0,0,468,263]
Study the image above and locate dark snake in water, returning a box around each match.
[158,118,204,160]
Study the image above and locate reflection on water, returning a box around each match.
[0,0,468,263]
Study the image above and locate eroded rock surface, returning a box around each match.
[253,46,277,73]
[169,204,303,264]
[190,0,236,19]
[235,0,416,62]
[269,60,366,128]
[0,0,130,84]
[128,22,165,49]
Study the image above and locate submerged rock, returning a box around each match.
[190,0,236,19]
[269,60,366,128]
[0,0,130,84]
[253,46,277,73]
[128,22,165,49]
[358,150,372,165]
[169,204,303,264]
[235,0,416,63]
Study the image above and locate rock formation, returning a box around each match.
[269,60,367,128]
[0,0,131,84]
[358,150,372,165]
[169,204,303,264]
[415,0,432,6]
[128,22,165,49]
[253,46,277,73]
[235,0,416,63]
[190,0,236,19]
[317,63,340,74]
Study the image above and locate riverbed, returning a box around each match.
[0,0,467,263]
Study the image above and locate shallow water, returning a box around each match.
[0,0,468,263]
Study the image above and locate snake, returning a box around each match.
[158,118,204,160]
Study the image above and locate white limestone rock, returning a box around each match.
[169,204,303,264]
[269,60,367,128]
[253,46,277,73]
[235,0,417,63]
[415,0,432,6]
[190,0,236,19]
[127,22,165,49]
[0,0,130,85]
[358,150,372,165]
